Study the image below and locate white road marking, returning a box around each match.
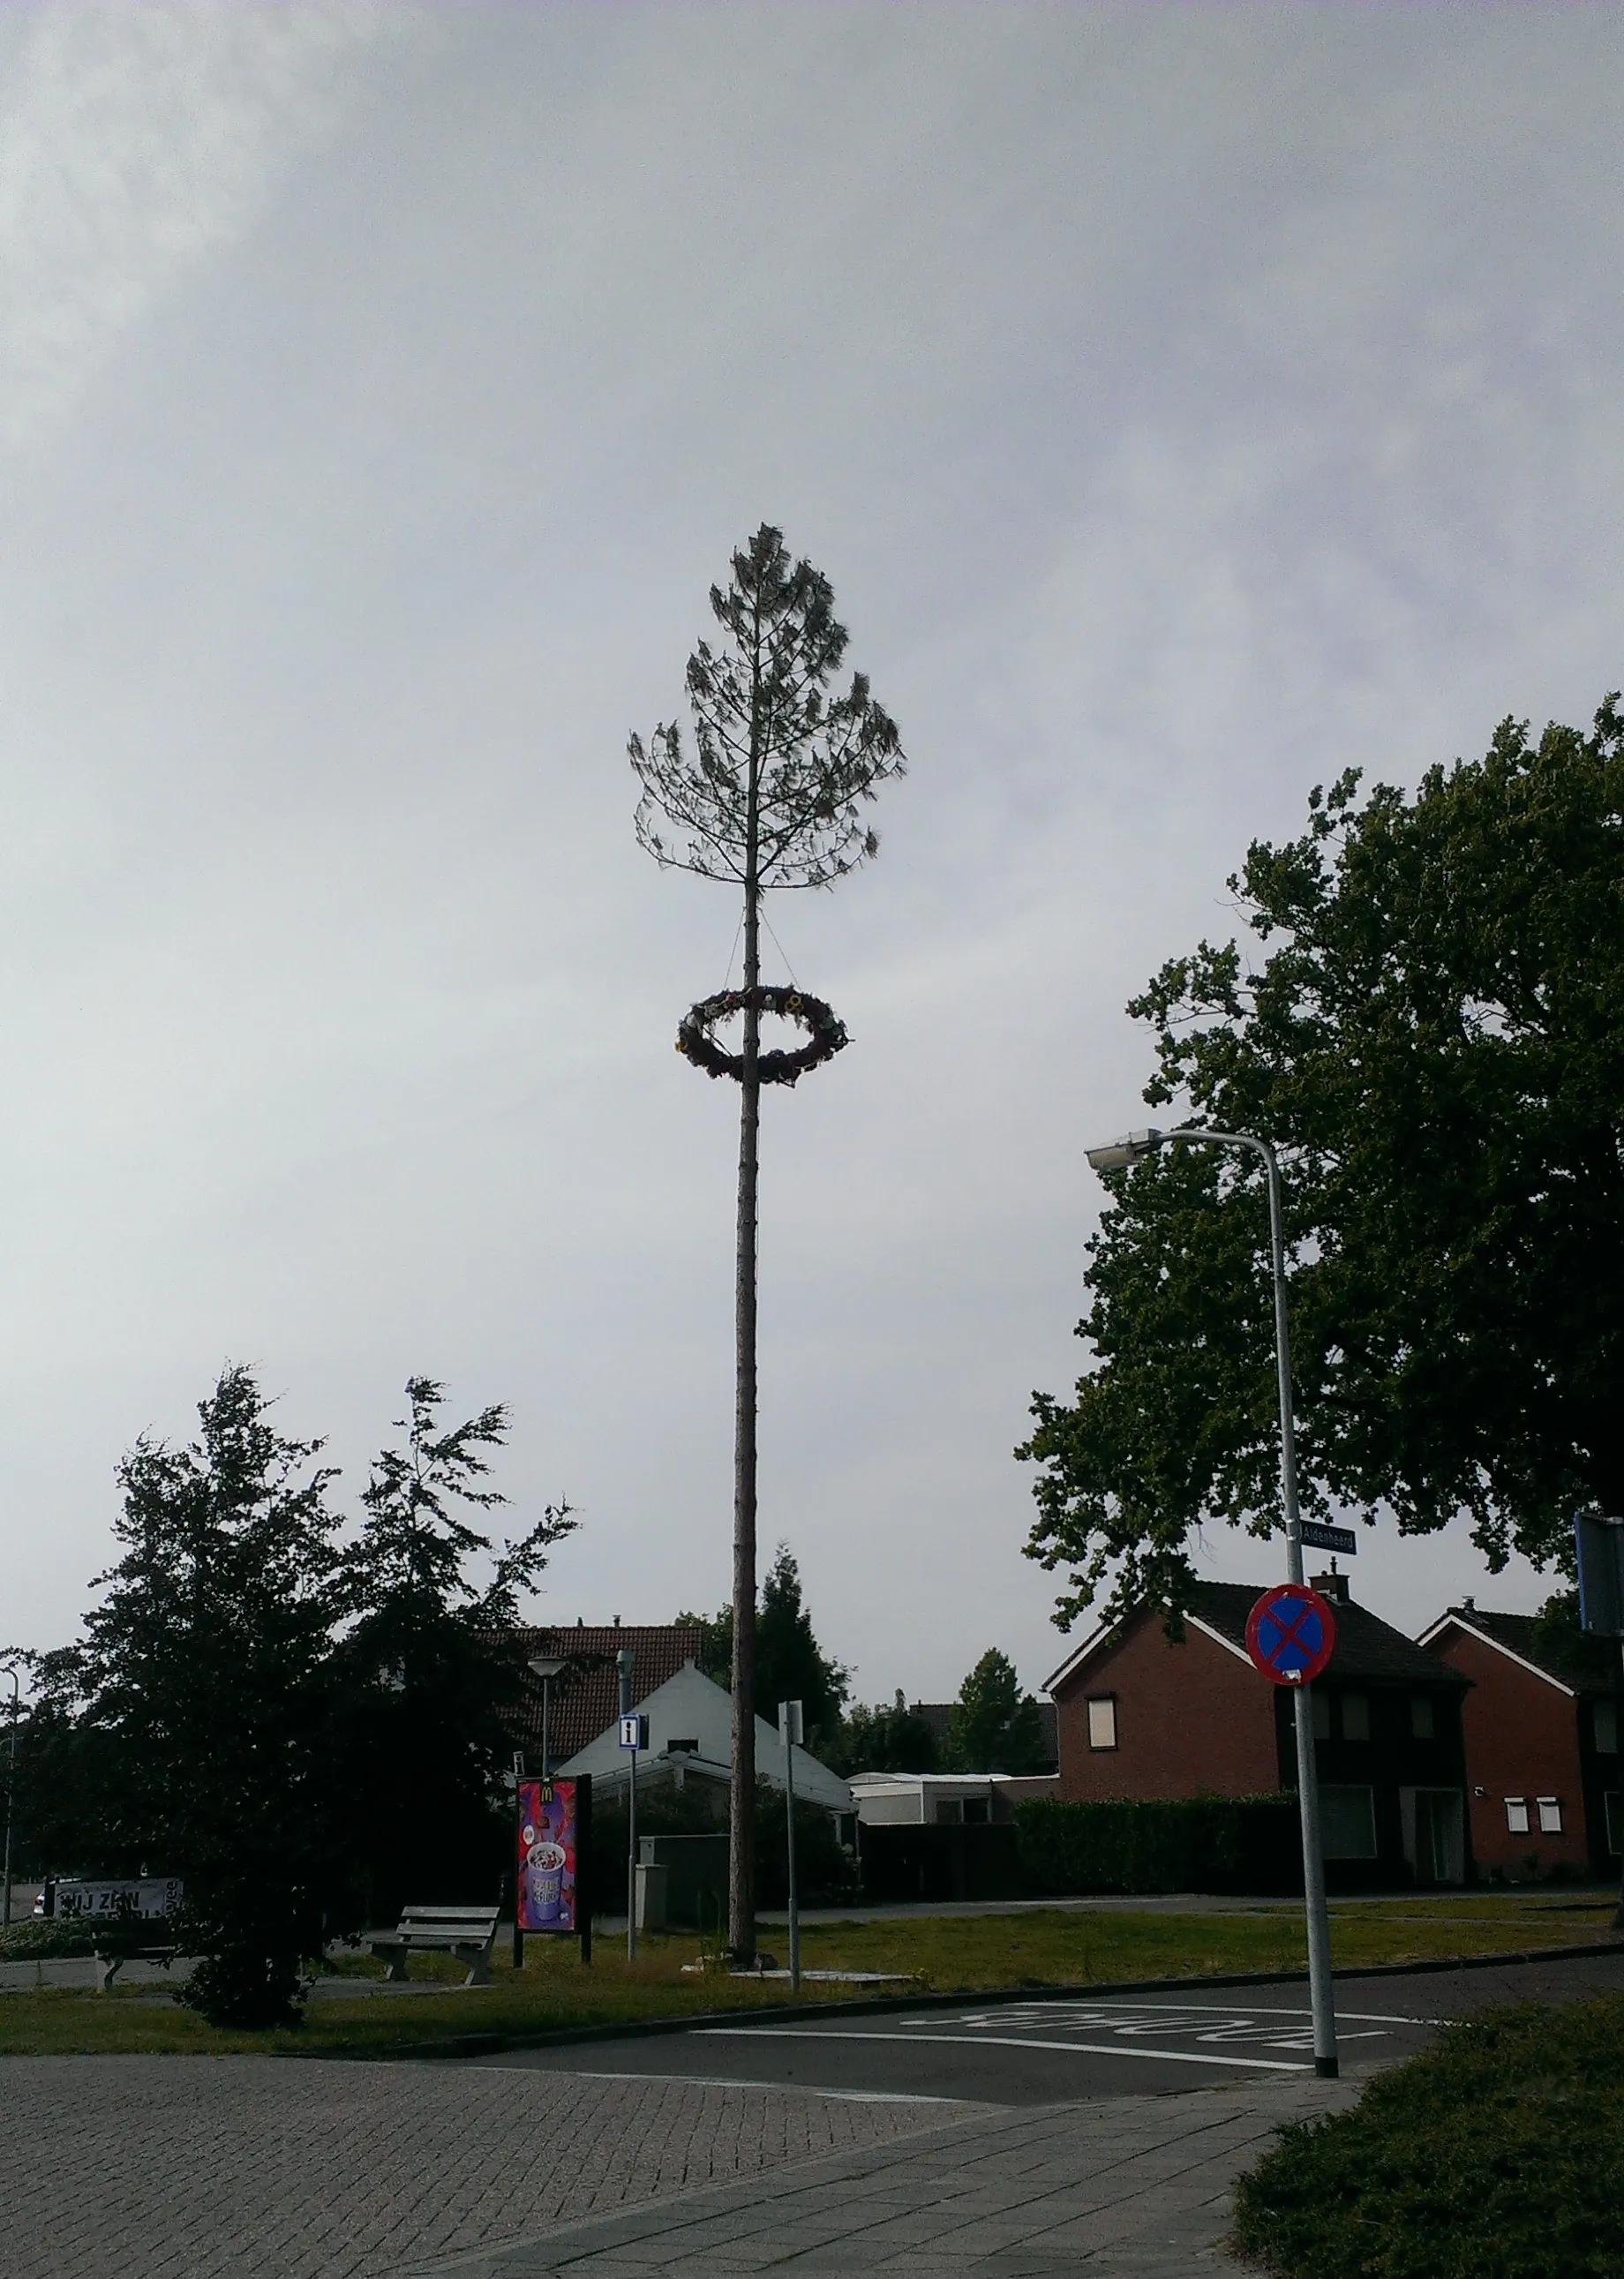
[694,2027,1311,2072]
[940,2001,1439,2028]
[479,2068,969,2105]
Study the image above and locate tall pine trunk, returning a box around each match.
[728,638,763,1963]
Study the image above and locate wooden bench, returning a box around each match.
[369,1903,501,1987]
[92,1939,179,1993]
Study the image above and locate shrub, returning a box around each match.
[0,1918,102,1960]
[1015,1794,1300,1895]
[1231,1996,1624,2278]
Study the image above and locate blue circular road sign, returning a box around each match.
[1245,1584,1336,1687]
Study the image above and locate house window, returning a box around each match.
[667,1738,699,1755]
[963,1797,989,1825]
[1595,1701,1619,1755]
[1086,1696,1117,1750]
[1341,1692,1370,1742]
[1505,1797,1530,1834]
[1410,1696,1434,1741]
[935,1797,964,1824]
[1319,1786,1378,1859]
[1537,1797,1563,1834]
[1312,1690,1331,1741]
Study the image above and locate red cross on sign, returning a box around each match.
[1245,1583,1336,1687]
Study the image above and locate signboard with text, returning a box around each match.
[515,1778,583,1934]
[49,1877,182,1922]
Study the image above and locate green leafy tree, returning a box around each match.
[630,524,905,1960]
[334,1377,575,1919]
[944,1650,1048,1774]
[754,1544,849,1744]
[17,1368,569,2027]
[68,1365,348,2026]
[1021,696,1624,1624]
[825,1689,940,1777]
[675,1545,850,1748]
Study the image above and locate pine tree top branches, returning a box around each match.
[628,523,905,892]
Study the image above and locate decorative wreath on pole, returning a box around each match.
[677,986,849,1088]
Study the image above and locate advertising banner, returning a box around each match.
[49,1877,183,1922]
[515,1778,581,1933]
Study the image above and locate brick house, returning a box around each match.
[1417,1602,1621,1879]
[1044,1573,1471,1887]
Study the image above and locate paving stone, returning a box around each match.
[0,2057,968,2279]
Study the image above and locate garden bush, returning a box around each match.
[1231,1996,1624,2278]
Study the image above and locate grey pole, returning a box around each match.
[780,1700,802,1991]
[2,1667,17,1930]
[617,1647,637,1962]
[1082,1124,1338,2080]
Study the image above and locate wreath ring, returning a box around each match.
[677,985,849,1088]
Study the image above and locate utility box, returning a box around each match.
[634,1862,668,1933]
[637,1833,729,1931]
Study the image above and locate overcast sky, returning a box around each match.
[1,4,1620,1705]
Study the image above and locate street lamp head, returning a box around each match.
[527,1656,567,1681]
[1084,1128,1163,1175]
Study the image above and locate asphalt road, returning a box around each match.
[470,1946,1624,2108]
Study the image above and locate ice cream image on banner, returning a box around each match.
[516,1779,578,1932]
[526,1838,567,1922]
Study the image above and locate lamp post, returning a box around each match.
[527,1656,567,1785]
[2,1666,16,1929]
[1083,1124,1338,2080]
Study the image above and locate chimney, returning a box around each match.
[1312,1562,1350,1604]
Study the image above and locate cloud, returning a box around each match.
[0,2,413,455]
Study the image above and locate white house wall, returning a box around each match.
[555,1662,853,1813]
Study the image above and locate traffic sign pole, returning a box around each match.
[1084,1120,1339,2078]
[1264,1143,1338,2080]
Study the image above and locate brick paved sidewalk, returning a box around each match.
[398,2078,1356,2278]
[0,2057,970,2279]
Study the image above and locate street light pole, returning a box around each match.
[1083,1124,1338,2080]
[2,1666,19,1929]
[527,1656,567,1786]
[617,1647,637,1963]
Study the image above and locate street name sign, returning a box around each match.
[1298,1522,1357,1556]
[1245,1584,1336,1687]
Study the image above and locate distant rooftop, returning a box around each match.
[502,1623,704,1763]
[1426,1603,1619,1696]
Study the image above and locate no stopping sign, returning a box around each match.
[1245,1584,1336,1686]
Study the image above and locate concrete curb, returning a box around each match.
[371,1934,1624,2065]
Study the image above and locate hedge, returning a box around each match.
[1014,1794,1301,1896]
[1231,1997,1624,2277]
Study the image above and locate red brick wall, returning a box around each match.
[1053,1611,1281,1801]
[1426,1623,1590,1873]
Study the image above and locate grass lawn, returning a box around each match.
[0,1892,1613,2059]
[1231,1992,1624,2278]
